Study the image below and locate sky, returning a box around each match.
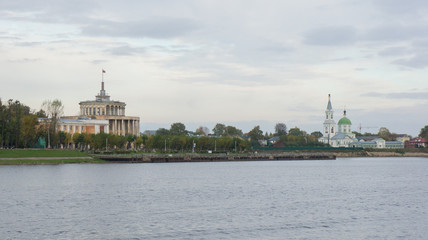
[1,0,427,136]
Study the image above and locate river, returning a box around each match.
[1,157,427,239]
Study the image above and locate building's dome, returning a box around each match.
[338,117,351,125]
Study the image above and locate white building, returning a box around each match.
[319,94,357,147]
[318,94,403,149]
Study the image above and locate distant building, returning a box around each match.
[318,94,403,149]
[318,94,357,147]
[405,137,427,148]
[62,76,140,136]
[350,137,404,149]
[57,117,109,135]
[396,134,411,144]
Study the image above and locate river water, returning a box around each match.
[1,157,427,239]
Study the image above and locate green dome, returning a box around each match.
[338,117,352,125]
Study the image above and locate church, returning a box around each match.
[318,94,356,147]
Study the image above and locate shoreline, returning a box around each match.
[1,151,428,165]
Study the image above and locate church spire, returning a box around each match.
[327,94,332,110]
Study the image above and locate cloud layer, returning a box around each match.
[1,0,428,136]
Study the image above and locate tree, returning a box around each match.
[195,126,210,136]
[310,131,323,138]
[225,125,243,136]
[247,125,264,141]
[41,99,64,148]
[170,122,187,136]
[274,123,287,136]
[212,123,226,136]
[20,115,38,147]
[156,128,170,135]
[419,125,428,139]
[73,133,85,149]
[288,127,304,136]
[378,127,392,141]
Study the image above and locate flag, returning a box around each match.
[102,69,106,73]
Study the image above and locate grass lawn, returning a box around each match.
[0,158,106,165]
[0,149,90,158]
[0,149,107,165]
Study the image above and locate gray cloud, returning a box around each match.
[81,17,200,39]
[392,53,428,68]
[362,91,428,99]
[372,0,428,14]
[302,26,357,46]
[364,24,428,42]
[378,47,409,57]
[106,45,146,56]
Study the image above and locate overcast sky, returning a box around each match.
[1,0,427,136]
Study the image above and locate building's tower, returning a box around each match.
[338,109,352,134]
[323,94,336,142]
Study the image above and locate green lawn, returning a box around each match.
[0,149,90,158]
[0,158,106,165]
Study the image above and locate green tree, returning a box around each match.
[247,125,264,141]
[225,125,243,136]
[310,131,323,138]
[156,128,170,135]
[20,115,38,147]
[288,127,304,136]
[73,133,85,149]
[212,123,226,136]
[170,122,187,136]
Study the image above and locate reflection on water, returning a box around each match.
[1,158,427,239]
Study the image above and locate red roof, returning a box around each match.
[409,137,427,143]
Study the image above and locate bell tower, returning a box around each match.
[323,94,336,141]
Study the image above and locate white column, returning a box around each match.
[114,119,117,135]
[121,119,124,135]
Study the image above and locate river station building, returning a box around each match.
[60,78,140,136]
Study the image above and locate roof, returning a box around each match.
[331,132,354,140]
[409,138,427,143]
[338,117,352,125]
[269,136,280,141]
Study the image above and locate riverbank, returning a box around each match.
[97,152,336,163]
[1,149,428,165]
[333,150,428,158]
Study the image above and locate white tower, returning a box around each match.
[323,94,336,142]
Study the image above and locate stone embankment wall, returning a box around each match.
[333,151,428,158]
[98,152,336,163]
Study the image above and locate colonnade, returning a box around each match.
[80,104,125,116]
[109,119,140,136]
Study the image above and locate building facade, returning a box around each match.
[57,117,109,135]
[77,80,140,136]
